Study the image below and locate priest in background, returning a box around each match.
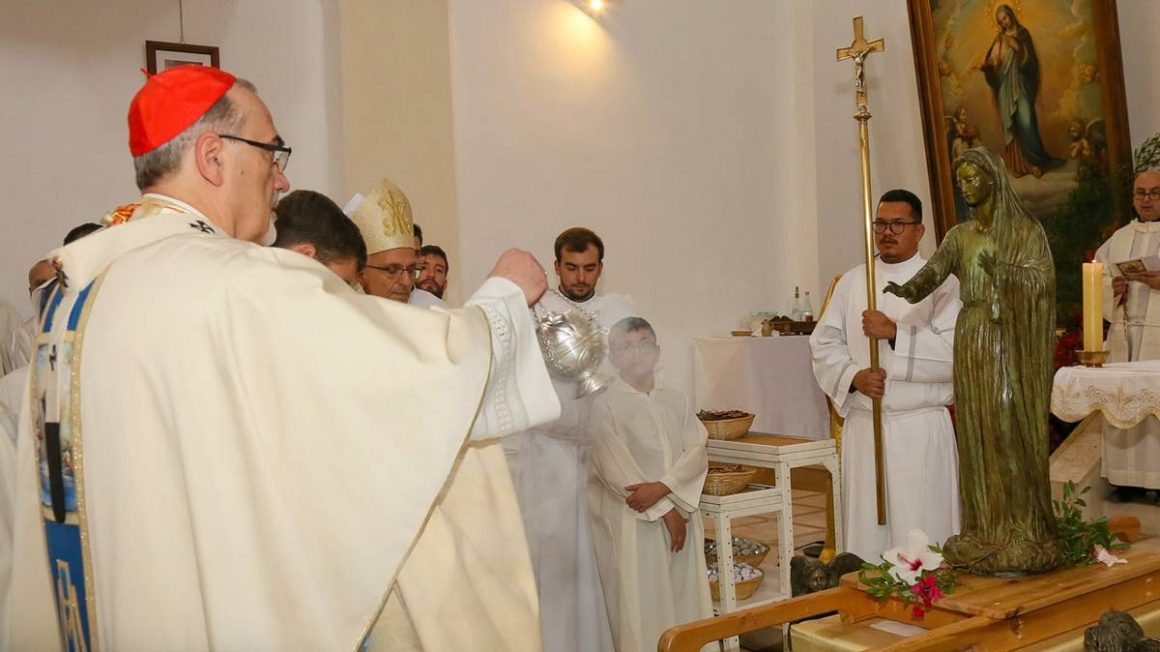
[810,189,961,561]
[272,189,367,288]
[506,227,635,652]
[5,65,558,652]
[348,178,446,308]
[1095,133,1160,497]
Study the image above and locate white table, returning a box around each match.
[1053,360,1160,489]
[700,487,787,652]
[701,434,843,652]
[693,335,828,439]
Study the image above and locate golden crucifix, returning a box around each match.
[837,16,888,526]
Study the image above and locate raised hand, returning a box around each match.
[883,281,913,301]
[488,249,548,306]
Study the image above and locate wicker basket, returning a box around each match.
[704,537,771,568]
[709,568,764,601]
[699,413,755,441]
[702,465,756,496]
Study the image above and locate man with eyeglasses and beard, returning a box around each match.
[809,188,962,563]
[1095,133,1160,501]
[348,178,445,307]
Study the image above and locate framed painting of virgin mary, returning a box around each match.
[907,0,1132,324]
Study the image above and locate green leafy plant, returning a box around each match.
[1052,481,1128,567]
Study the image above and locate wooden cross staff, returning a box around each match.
[837,16,888,526]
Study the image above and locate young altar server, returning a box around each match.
[587,316,713,652]
[809,188,962,562]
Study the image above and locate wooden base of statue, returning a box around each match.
[659,549,1160,651]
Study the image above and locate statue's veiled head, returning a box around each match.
[953,146,1038,236]
[955,159,994,207]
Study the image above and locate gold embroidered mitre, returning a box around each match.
[350,177,415,255]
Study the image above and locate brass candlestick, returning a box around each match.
[1076,349,1110,367]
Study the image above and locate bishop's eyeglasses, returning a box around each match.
[872,220,921,235]
[1134,189,1160,201]
[218,134,293,172]
[364,264,422,280]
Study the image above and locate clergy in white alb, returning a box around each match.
[1094,152,1160,489]
[587,317,712,652]
[504,227,637,652]
[4,66,559,652]
[810,190,961,562]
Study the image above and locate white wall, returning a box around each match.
[0,0,342,315]
[449,0,818,396]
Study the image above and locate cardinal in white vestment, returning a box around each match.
[504,227,636,652]
[588,317,712,652]
[4,65,559,652]
[1094,140,1160,490]
[810,190,961,562]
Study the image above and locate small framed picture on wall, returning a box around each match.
[145,40,220,74]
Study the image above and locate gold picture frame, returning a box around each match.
[907,0,1132,323]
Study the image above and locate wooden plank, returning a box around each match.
[840,550,1160,619]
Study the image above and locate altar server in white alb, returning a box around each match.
[588,317,712,652]
[505,227,636,652]
[810,189,961,562]
[4,65,560,652]
[1094,134,1160,491]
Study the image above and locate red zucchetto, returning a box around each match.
[128,64,236,157]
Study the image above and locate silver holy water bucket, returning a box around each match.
[534,309,611,398]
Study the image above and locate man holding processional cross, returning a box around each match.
[810,18,961,563]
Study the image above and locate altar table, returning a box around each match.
[1052,360,1160,489]
[693,335,828,439]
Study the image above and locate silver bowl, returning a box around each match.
[534,309,611,397]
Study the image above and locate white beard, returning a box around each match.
[260,217,278,246]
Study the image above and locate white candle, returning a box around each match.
[1082,262,1103,352]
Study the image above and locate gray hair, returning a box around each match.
[133,78,256,191]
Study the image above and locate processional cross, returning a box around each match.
[837,17,888,526]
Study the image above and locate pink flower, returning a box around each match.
[1091,545,1127,568]
[910,573,945,607]
[911,604,926,618]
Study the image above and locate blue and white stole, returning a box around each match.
[32,274,104,652]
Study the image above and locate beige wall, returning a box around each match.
[448,0,819,395]
[338,0,464,304]
[0,0,343,313]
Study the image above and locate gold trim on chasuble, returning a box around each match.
[354,304,495,652]
[33,272,109,652]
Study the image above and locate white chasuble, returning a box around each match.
[4,194,558,652]
[810,255,962,561]
[587,379,712,652]
[503,289,637,652]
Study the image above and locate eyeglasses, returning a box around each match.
[364,264,421,280]
[1134,189,1160,201]
[219,134,293,172]
[612,342,658,355]
[872,220,921,235]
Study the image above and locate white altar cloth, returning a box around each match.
[1052,360,1160,429]
[1052,360,1160,489]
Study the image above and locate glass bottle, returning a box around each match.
[790,286,803,321]
[802,291,814,322]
